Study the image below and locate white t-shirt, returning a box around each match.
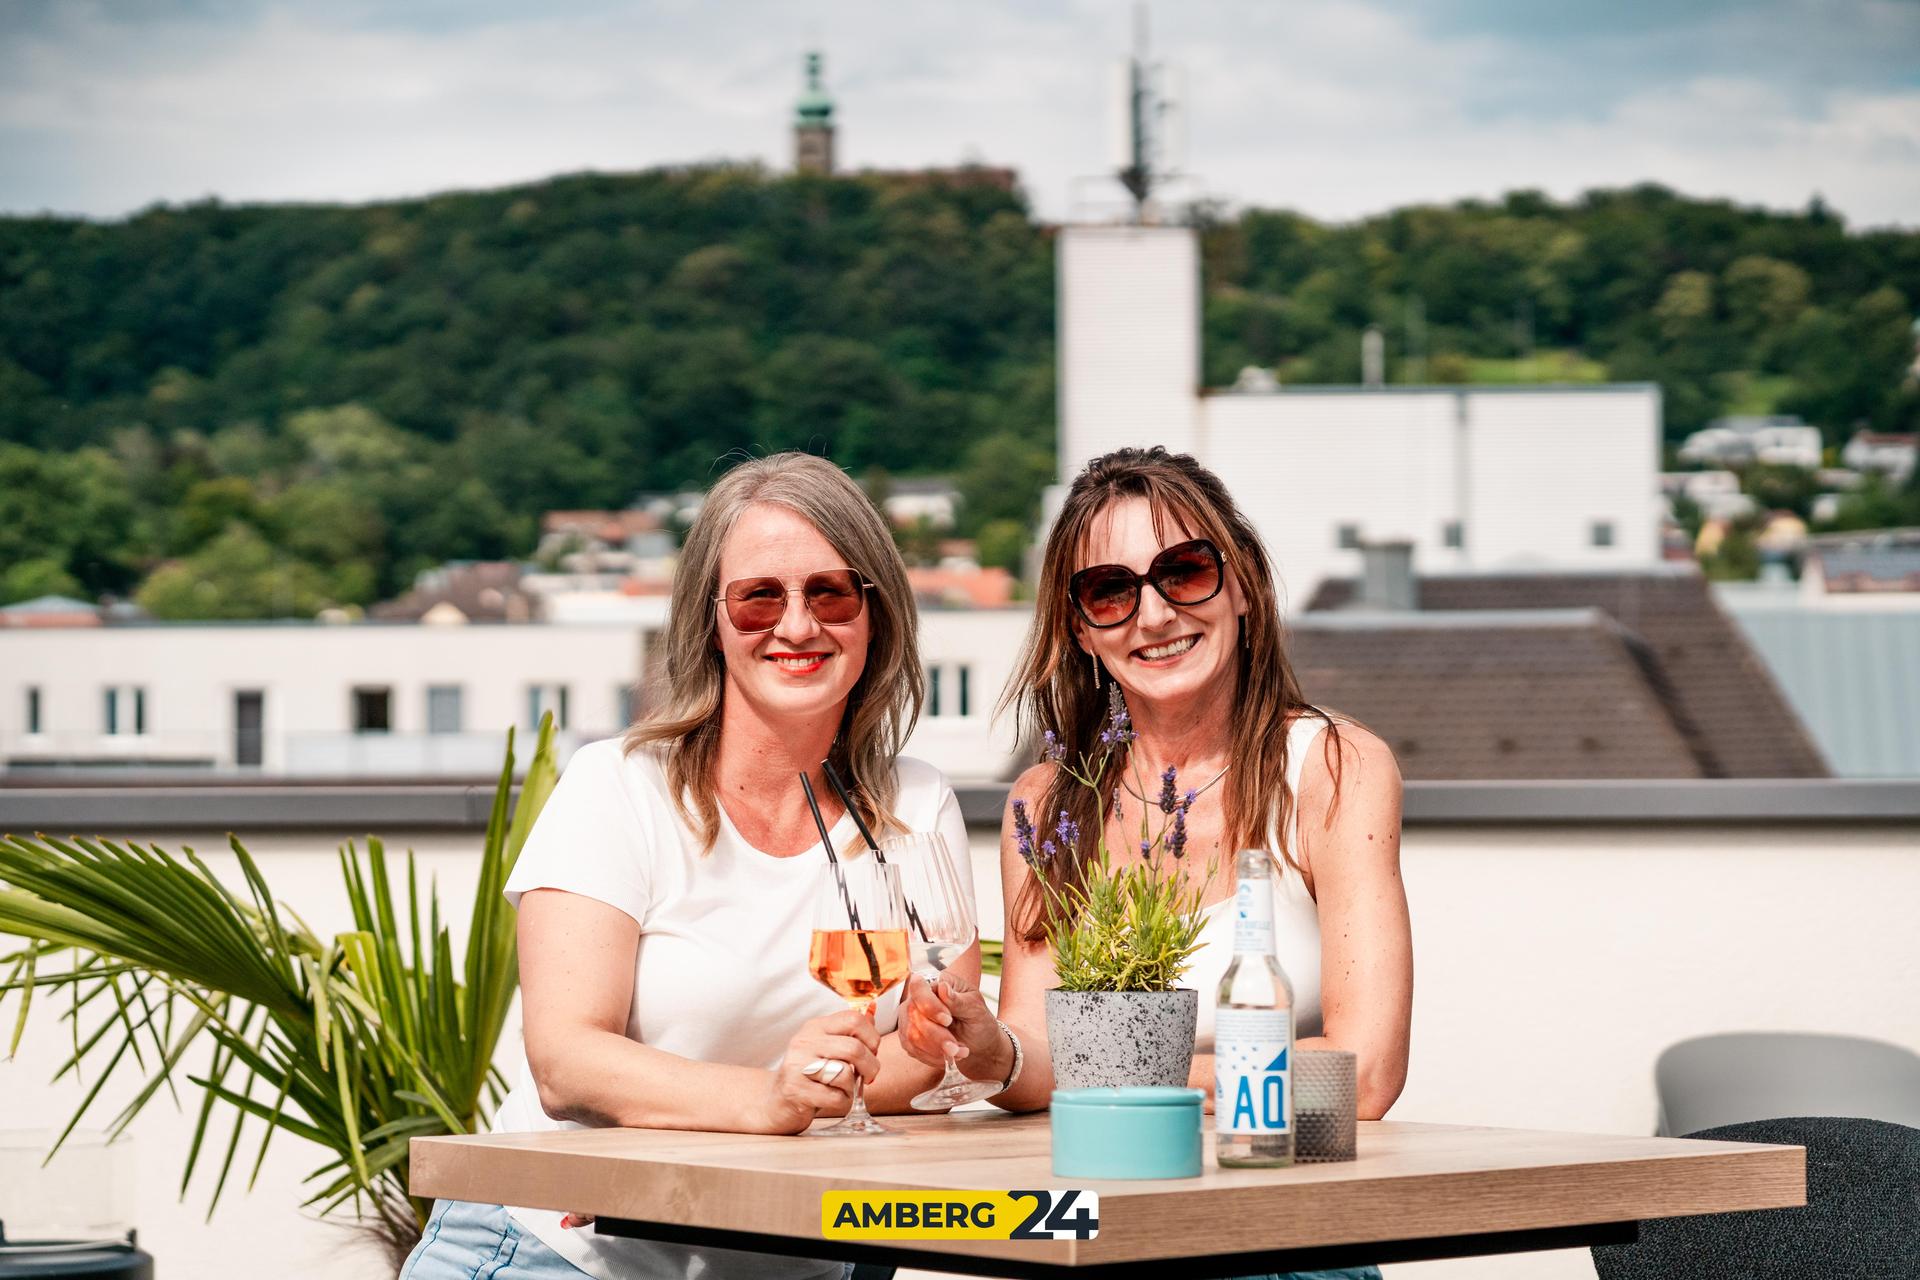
[492,738,972,1280]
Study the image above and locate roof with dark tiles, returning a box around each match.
[1302,572,1828,779]
[1290,611,1712,780]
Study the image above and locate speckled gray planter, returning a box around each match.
[1044,989,1198,1090]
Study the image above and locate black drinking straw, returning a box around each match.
[820,756,885,862]
[821,756,927,937]
[801,770,884,981]
[800,771,859,928]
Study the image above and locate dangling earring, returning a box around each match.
[1240,615,1250,650]
[1090,649,1102,689]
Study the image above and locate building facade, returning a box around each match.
[1056,224,1664,605]
[0,609,1030,783]
[1,623,644,776]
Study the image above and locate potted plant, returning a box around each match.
[1015,689,1213,1089]
[0,719,558,1271]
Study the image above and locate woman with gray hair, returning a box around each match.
[402,452,975,1280]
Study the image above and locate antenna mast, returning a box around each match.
[1108,4,1180,222]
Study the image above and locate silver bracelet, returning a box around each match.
[994,1019,1023,1093]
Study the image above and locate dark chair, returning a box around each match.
[1591,1116,1920,1280]
[1654,1032,1920,1137]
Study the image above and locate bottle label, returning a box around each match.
[1231,874,1275,955]
[1214,1008,1291,1135]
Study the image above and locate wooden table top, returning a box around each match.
[411,1111,1805,1269]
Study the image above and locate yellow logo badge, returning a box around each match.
[821,1189,1099,1241]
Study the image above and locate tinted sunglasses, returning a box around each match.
[716,569,872,634]
[1068,538,1224,628]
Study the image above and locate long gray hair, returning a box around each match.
[623,452,923,851]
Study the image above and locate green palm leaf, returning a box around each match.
[0,716,559,1270]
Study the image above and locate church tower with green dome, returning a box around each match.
[793,51,835,175]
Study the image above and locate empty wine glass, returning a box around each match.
[806,855,909,1136]
[882,831,1002,1110]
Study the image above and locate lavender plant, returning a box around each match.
[1015,688,1214,993]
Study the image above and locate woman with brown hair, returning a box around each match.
[403,451,974,1280]
[901,445,1411,1136]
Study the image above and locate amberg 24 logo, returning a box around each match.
[822,1189,1100,1240]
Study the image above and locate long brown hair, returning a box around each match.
[623,452,922,851]
[1007,446,1340,942]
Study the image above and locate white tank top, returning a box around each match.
[1189,714,1327,1048]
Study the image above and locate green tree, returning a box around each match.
[1700,520,1762,581]
[955,430,1053,532]
[974,518,1027,574]
[289,403,413,474]
[0,557,82,605]
[1743,463,1822,518]
[0,444,138,597]
[1783,287,1915,439]
[173,475,266,554]
[135,523,335,619]
[1818,474,1920,532]
[1721,256,1810,363]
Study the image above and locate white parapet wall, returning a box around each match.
[1,791,1915,1278]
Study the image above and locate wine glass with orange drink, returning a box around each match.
[807,855,910,1136]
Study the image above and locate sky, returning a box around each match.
[1,0,1917,227]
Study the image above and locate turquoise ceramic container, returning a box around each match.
[1050,1087,1205,1179]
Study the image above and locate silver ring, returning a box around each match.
[817,1060,847,1085]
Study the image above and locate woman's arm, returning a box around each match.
[895,764,1055,1112]
[517,888,880,1134]
[863,942,980,1114]
[1293,723,1413,1119]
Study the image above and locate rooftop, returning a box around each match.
[1307,571,1828,779]
[1291,611,1711,779]
[1720,601,1920,778]
[1205,381,1660,399]
[370,561,536,624]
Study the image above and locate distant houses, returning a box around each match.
[1840,432,1918,487]
[1678,415,1823,470]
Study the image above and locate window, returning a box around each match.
[1336,524,1361,550]
[616,683,638,728]
[103,685,146,736]
[1442,520,1464,550]
[427,685,463,735]
[26,686,41,735]
[923,665,973,718]
[528,683,569,730]
[1591,520,1615,549]
[234,690,264,768]
[353,687,392,734]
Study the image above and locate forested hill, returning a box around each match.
[1,166,1916,614]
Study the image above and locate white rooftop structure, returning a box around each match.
[1056,224,1664,605]
[1679,416,1824,470]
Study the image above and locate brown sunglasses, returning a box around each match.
[715,569,873,634]
[1068,538,1224,628]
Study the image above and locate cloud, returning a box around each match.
[0,0,1913,228]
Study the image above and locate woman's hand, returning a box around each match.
[753,1009,883,1134]
[899,972,1008,1084]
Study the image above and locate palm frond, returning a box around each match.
[0,717,559,1268]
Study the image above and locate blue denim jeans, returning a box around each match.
[400,1199,587,1279]
[1247,1270,1383,1280]
[400,1199,869,1279]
